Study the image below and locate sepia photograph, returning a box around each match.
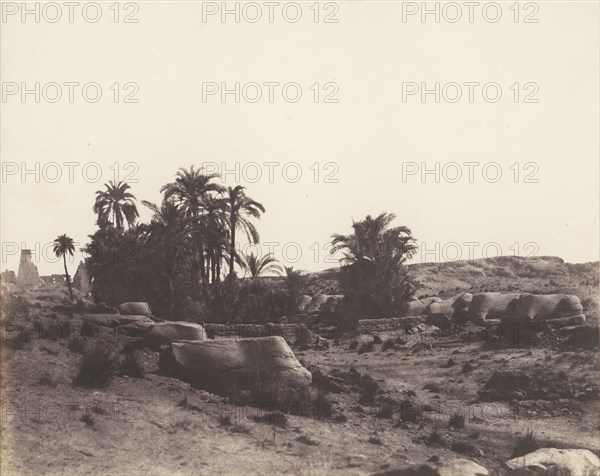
[0,1,599,474]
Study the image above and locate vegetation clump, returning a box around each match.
[512,430,540,458]
[449,412,465,429]
[74,347,116,388]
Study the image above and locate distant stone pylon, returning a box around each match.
[16,250,41,289]
[73,260,92,296]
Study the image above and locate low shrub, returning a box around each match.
[427,429,446,447]
[461,362,476,373]
[218,415,232,427]
[382,338,395,351]
[395,337,406,345]
[80,414,95,426]
[5,332,32,350]
[38,371,57,387]
[451,440,476,455]
[73,347,116,388]
[512,430,540,458]
[251,411,288,428]
[68,335,87,354]
[358,341,375,354]
[375,403,394,419]
[231,423,251,434]
[443,358,456,368]
[3,294,30,320]
[449,412,465,429]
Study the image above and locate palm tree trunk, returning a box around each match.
[63,255,73,301]
[229,220,236,276]
[210,254,216,284]
[199,236,206,285]
[216,251,221,283]
[190,211,201,299]
[199,236,209,300]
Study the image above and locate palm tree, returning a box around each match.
[226,186,265,276]
[93,181,139,230]
[53,234,75,300]
[161,166,225,294]
[203,195,229,284]
[330,212,397,264]
[241,252,282,277]
[142,198,191,312]
[329,212,418,318]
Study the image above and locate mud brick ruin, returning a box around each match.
[16,250,41,290]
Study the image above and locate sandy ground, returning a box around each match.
[1,286,599,475]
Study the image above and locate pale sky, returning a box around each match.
[1,1,598,276]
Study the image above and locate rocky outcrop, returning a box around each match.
[118,302,152,317]
[142,322,207,350]
[506,448,600,476]
[159,336,311,392]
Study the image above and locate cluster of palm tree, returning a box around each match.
[329,212,418,319]
[53,174,418,322]
[82,167,280,313]
[331,212,417,267]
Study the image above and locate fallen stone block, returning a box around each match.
[81,313,121,328]
[375,458,489,476]
[506,448,600,476]
[117,321,154,337]
[118,302,152,317]
[142,322,208,350]
[467,292,521,323]
[159,336,311,392]
[506,293,584,321]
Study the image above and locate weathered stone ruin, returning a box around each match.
[16,250,41,289]
[159,336,312,393]
[72,260,92,295]
[1,270,16,285]
[118,302,152,317]
[203,322,323,347]
[142,322,208,350]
